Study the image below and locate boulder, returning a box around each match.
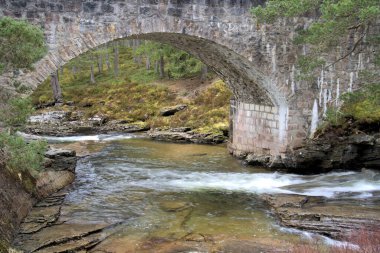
[159,104,187,116]
[88,114,108,126]
[44,148,77,173]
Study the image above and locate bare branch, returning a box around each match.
[324,33,366,70]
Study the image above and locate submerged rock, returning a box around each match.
[159,201,192,212]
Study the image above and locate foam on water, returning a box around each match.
[104,165,380,198]
[18,132,134,142]
[278,226,359,249]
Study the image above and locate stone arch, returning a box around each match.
[24,32,286,108]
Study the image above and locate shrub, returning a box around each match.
[0,97,34,130]
[0,132,47,193]
[340,83,380,123]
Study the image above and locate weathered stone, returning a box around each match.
[159,201,192,212]
[261,193,380,239]
[36,171,75,198]
[149,128,227,144]
[160,104,188,116]
[88,114,108,126]
[45,149,76,159]
[348,134,375,145]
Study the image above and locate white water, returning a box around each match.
[27,133,380,199]
[97,160,380,199]
[278,227,359,249]
[323,88,328,116]
[19,132,134,142]
[349,72,354,92]
[310,99,319,137]
[271,45,277,73]
[291,65,296,94]
[336,78,340,106]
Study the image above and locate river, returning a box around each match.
[14,133,380,252]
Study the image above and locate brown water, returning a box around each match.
[21,133,380,252]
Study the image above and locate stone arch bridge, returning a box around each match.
[0,0,375,167]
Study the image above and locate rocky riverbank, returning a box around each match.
[0,147,77,252]
[238,123,380,173]
[260,192,380,239]
[25,110,229,144]
[148,127,227,144]
[25,110,150,136]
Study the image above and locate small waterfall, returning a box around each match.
[310,99,319,137]
[357,53,364,73]
[348,72,354,92]
[323,89,328,116]
[271,45,277,72]
[336,79,340,106]
[291,65,296,94]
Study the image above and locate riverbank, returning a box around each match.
[0,147,77,252]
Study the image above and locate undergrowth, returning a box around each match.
[0,132,47,194]
[31,41,232,136]
[317,83,380,135]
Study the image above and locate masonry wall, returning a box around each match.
[229,100,286,156]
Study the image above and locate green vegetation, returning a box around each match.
[31,40,231,136]
[0,17,48,196]
[0,97,47,195]
[0,98,34,131]
[0,132,47,194]
[253,0,380,132]
[0,239,8,253]
[252,0,380,77]
[0,16,47,73]
[323,83,380,128]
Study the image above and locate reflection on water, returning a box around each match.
[43,134,380,251]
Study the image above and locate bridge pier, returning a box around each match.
[228,100,305,167]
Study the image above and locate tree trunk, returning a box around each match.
[72,66,77,79]
[97,54,103,73]
[146,55,151,70]
[106,53,111,72]
[50,73,63,104]
[201,64,208,82]
[155,60,159,74]
[114,46,119,77]
[159,55,165,79]
[90,64,96,84]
